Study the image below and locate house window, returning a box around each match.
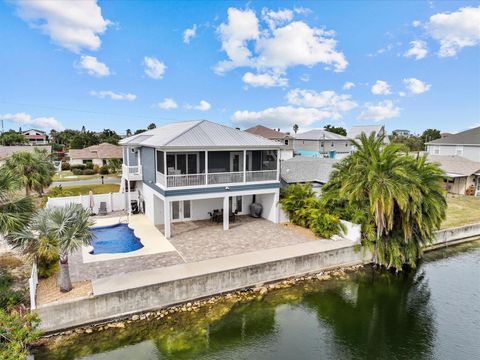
[331,142,335,147]
[455,146,463,156]
[156,151,164,174]
[166,153,199,175]
[82,160,93,165]
[284,139,289,145]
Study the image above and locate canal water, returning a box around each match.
[33,241,480,360]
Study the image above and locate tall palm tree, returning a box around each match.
[321,133,446,270]
[0,170,35,236]
[8,204,94,292]
[4,149,54,196]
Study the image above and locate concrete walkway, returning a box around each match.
[93,238,354,295]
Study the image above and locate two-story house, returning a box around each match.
[293,129,351,159]
[120,120,282,239]
[22,129,48,145]
[245,124,294,160]
[426,126,480,162]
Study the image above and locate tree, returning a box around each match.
[134,129,146,135]
[0,130,27,146]
[147,123,156,130]
[324,125,347,136]
[0,309,41,360]
[0,171,35,237]
[107,158,122,173]
[320,133,446,270]
[4,149,54,196]
[293,124,299,134]
[99,129,120,145]
[389,134,424,152]
[8,204,94,292]
[421,128,441,144]
[70,131,99,149]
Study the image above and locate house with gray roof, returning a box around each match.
[281,157,338,194]
[245,124,294,160]
[427,154,480,196]
[120,120,282,238]
[293,129,352,159]
[426,126,480,162]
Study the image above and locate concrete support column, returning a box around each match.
[276,149,280,181]
[243,150,246,182]
[273,190,280,223]
[223,196,229,231]
[205,150,209,185]
[164,199,171,239]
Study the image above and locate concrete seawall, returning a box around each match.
[37,223,480,333]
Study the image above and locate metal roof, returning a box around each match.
[348,125,385,138]
[119,120,282,149]
[427,154,480,177]
[293,129,350,141]
[426,126,480,145]
[281,156,338,184]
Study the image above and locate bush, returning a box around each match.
[99,166,109,175]
[308,209,343,238]
[0,309,41,360]
[48,186,74,198]
[93,164,100,174]
[70,164,86,170]
[83,169,95,175]
[61,162,71,171]
[37,256,59,278]
[72,168,83,175]
[84,162,94,170]
[0,268,25,309]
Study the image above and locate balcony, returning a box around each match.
[122,164,143,181]
[156,170,277,188]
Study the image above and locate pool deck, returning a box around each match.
[81,215,176,264]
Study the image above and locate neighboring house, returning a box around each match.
[245,125,294,160]
[392,129,410,137]
[427,155,480,196]
[69,143,122,166]
[425,126,480,162]
[22,129,48,145]
[293,129,351,159]
[281,157,338,194]
[120,120,282,239]
[348,125,389,143]
[0,145,52,165]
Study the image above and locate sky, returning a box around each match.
[0,0,479,135]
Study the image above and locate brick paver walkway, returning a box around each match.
[162,216,316,263]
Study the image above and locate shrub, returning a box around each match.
[0,268,25,309]
[308,209,343,238]
[70,164,86,170]
[99,166,109,175]
[37,256,59,278]
[93,164,100,174]
[84,162,94,170]
[61,162,71,171]
[0,309,41,360]
[83,169,95,175]
[72,168,83,175]
[48,186,74,198]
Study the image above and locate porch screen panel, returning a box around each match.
[177,154,187,174]
[156,151,164,174]
[187,154,197,174]
[167,154,175,174]
[261,150,278,170]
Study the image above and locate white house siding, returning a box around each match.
[256,192,279,223]
[427,145,480,162]
[280,149,294,161]
[294,139,351,154]
[143,184,163,225]
[70,158,105,166]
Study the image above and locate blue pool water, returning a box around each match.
[90,223,144,255]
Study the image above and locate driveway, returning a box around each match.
[51,177,121,187]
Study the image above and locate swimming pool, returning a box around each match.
[90,223,144,255]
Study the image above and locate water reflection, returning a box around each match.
[33,242,480,360]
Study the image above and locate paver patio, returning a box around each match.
[159,216,318,263]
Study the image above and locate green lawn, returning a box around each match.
[52,171,121,182]
[52,184,120,196]
[442,196,480,229]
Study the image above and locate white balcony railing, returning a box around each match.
[167,174,206,187]
[246,170,277,182]
[207,172,243,185]
[123,164,142,180]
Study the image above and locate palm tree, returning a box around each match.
[321,133,446,270]
[0,170,35,236]
[8,204,94,292]
[4,149,54,196]
[293,124,299,134]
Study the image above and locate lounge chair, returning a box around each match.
[98,202,107,216]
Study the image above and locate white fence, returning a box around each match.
[45,191,139,214]
[29,262,38,310]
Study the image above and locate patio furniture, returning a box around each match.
[212,209,221,223]
[229,209,238,223]
[98,202,108,216]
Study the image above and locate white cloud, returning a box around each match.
[90,90,136,101]
[183,24,197,44]
[15,0,111,53]
[286,89,357,114]
[215,8,347,74]
[371,80,392,95]
[403,78,431,94]
[231,106,337,128]
[404,40,428,60]
[156,98,178,110]
[77,55,110,77]
[300,74,310,82]
[426,6,480,57]
[242,72,288,88]
[261,8,293,29]
[293,7,312,15]
[358,100,400,121]
[144,56,166,79]
[412,20,422,28]
[186,100,211,111]
[343,81,355,90]
[0,112,64,131]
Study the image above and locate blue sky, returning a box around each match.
[0,0,479,135]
